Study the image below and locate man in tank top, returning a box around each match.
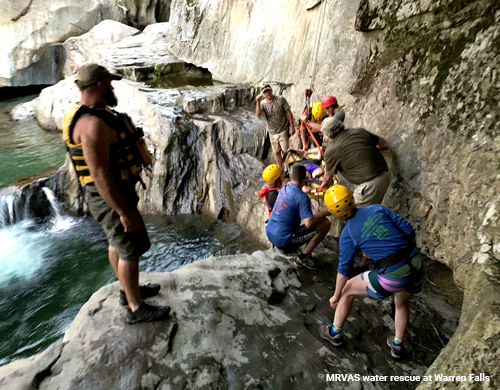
[64,63,170,324]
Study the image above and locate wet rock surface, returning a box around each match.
[0,245,461,390]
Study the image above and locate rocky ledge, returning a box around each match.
[0,245,460,390]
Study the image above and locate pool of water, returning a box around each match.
[0,212,262,366]
[0,96,65,187]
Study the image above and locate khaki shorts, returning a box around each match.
[353,170,391,207]
[85,185,151,261]
[269,131,289,153]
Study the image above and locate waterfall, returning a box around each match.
[42,187,64,219]
[0,181,62,228]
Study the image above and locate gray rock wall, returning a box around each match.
[155,0,500,387]
[0,0,173,87]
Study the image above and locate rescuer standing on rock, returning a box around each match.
[320,185,425,359]
[320,117,391,207]
[62,63,171,324]
[255,84,296,169]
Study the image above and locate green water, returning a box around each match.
[0,214,262,366]
[0,92,263,368]
[0,96,65,186]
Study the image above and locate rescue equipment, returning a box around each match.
[62,103,152,187]
[258,185,283,217]
[321,95,338,109]
[324,184,355,218]
[262,164,282,184]
[311,102,325,121]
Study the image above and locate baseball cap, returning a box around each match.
[75,63,122,88]
[262,84,272,92]
[321,117,345,138]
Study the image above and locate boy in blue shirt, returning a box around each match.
[266,164,331,269]
[320,185,424,359]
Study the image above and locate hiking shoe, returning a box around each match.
[294,253,319,270]
[387,335,405,359]
[119,283,161,306]
[126,302,171,325]
[319,324,343,347]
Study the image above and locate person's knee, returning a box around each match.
[394,292,411,308]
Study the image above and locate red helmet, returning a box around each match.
[321,95,338,109]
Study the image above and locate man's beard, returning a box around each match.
[105,89,118,107]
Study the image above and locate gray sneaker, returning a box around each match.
[319,324,343,347]
[126,302,171,325]
[387,335,405,359]
[294,253,319,270]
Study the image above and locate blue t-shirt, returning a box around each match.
[337,205,419,277]
[266,183,313,247]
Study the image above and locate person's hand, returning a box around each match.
[319,182,330,192]
[256,94,263,103]
[289,126,295,136]
[120,211,143,232]
[330,294,341,309]
[297,149,307,156]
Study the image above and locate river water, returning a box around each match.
[0,96,263,366]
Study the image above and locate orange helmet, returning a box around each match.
[321,95,338,109]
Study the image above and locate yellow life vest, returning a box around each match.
[62,103,152,187]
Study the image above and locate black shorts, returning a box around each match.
[278,225,317,253]
[85,185,151,261]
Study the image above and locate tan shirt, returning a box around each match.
[261,95,290,135]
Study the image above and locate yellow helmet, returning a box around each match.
[262,164,282,184]
[311,102,325,120]
[324,185,355,218]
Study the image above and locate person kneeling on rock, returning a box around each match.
[265,164,331,269]
[319,185,425,359]
[258,164,284,220]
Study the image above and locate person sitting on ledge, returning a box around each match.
[319,185,425,359]
[258,164,284,219]
[266,164,331,269]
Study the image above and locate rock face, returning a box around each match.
[0,0,128,87]
[8,1,500,385]
[155,0,500,386]
[0,248,461,390]
[32,25,271,244]
[0,0,176,87]
[62,20,140,78]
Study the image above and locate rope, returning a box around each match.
[308,0,329,91]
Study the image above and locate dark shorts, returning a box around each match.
[85,185,151,261]
[278,225,317,253]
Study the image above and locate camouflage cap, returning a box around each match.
[321,117,345,139]
[75,63,121,88]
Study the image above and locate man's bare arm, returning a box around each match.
[305,121,321,132]
[78,116,142,231]
[255,95,264,117]
[303,209,330,229]
[286,108,295,135]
